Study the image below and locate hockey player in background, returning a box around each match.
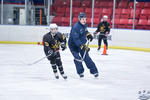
[94,15,110,51]
[68,13,99,78]
[43,23,67,79]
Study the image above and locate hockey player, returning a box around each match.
[94,15,110,50]
[68,13,99,78]
[43,23,67,79]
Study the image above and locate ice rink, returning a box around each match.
[0,44,150,100]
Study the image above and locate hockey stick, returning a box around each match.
[74,40,90,62]
[26,54,51,66]
[27,50,59,66]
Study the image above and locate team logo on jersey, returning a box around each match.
[100,24,105,32]
[138,90,150,100]
[51,40,60,50]
[80,29,84,34]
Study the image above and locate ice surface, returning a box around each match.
[0,44,150,100]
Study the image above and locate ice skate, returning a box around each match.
[61,73,67,80]
[97,46,100,51]
[54,72,59,79]
[79,73,84,78]
[94,73,99,78]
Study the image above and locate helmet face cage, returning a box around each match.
[49,24,58,36]
[103,15,108,21]
[50,27,58,30]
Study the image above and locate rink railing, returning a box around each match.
[0,25,150,52]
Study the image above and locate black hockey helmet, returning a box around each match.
[78,12,87,20]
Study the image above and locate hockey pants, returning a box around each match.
[70,50,98,75]
[98,35,108,49]
[48,52,64,74]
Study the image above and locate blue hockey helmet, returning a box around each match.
[78,12,87,20]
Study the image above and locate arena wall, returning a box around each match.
[0,25,150,52]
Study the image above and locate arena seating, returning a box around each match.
[51,0,150,30]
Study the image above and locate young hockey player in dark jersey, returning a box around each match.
[94,15,110,50]
[43,23,67,79]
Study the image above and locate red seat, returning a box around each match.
[95,1,100,8]
[136,2,145,8]
[73,1,80,7]
[127,19,138,29]
[115,14,120,19]
[146,19,150,30]
[86,13,92,18]
[129,9,140,19]
[61,17,70,26]
[93,18,100,27]
[94,14,100,19]
[140,15,147,19]
[53,1,62,7]
[56,7,66,17]
[85,8,92,14]
[72,17,78,25]
[147,19,150,26]
[121,14,129,19]
[94,8,103,15]
[56,7,66,13]
[111,19,120,28]
[51,17,62,26]
[81,1,90,7]
[128,19,138,25]
[73,13,79,17]
[119,19,128,28]
[148,16,150,20]
[107,2,113,8]
[86,18,91,27]
[73,8,84,14]
[50,5,55,15]
[62,1,70,7]
[73,17,78,23]
[138,19,148,26]
[120,19,128,24]
[56,13,65,17]
[129,2,134,8]
[115,9,122,15]
[122,9,130,15]
[86,18,91,23]
[114,19,120,28]
[141,9,150,16]
[65,7,70,13]
[118,2,128,8]
[144,2,150,8]
[136,19,148,29]
[102,8,112,15]
[100,2,109,8]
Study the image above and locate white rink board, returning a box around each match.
[0,25,150,48]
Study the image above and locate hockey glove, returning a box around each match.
[80,44,90,52]
[93,32,98,34]
[86,33,93,42]
[105,32,110,37]
[61,42,66,51]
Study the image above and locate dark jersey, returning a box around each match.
[96,21,110,35]
[43,32,66,55]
